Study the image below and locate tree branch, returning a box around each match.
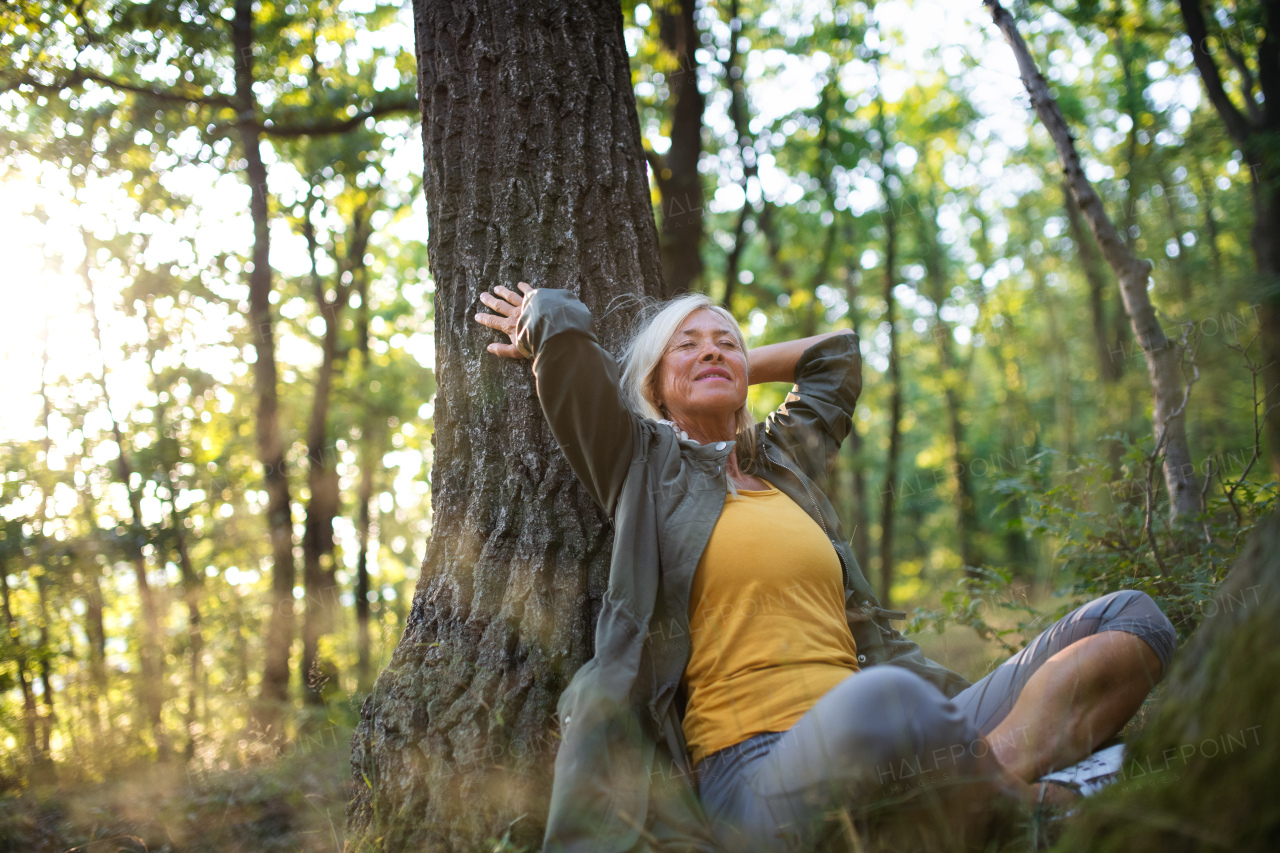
[262,95,418,138]
[10,67,234,108]
[1220,40,1264,124]
[1177,0,1255,144]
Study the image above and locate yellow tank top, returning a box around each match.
[681,483,860,764]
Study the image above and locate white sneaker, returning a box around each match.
[1038,742,1126,797]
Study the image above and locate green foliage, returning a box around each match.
[0,0,1272,846]
[909,429,1276,657]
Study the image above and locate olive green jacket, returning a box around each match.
[516,289,970,853]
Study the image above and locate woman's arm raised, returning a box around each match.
[475,284,639,517]
[754,329,862,494]
[748,330,856,385]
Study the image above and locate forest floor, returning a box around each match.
[0,593,1108,853]
[0,628,1013,853]
[0,726,354,853]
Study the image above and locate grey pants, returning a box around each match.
[695,590,1176,852]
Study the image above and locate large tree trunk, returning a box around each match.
[232,0,298,719]
[650,0,705,297]
[986,0,1201,524]
[346,2,664,849]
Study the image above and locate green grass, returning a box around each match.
[0,727,353,853]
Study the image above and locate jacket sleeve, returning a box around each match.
[760,331,862,495]
[515,288,640,517]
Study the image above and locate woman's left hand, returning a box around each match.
[475,282,535,358]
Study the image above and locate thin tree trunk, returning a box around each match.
[233,0,297,720]
[1032,264,1074,460]
[354,267,376,696]
[1192,156,1224,288]
[650,0,705,296]
[78,489,108,744]
[84,246,169,759]
[347,1,664,848]
[878,204,901,609]
[354,435,376,695]
[34,575,56,761]
[1115,27,1145,252]
[987,0,1201,524]
[1157,170,1194,301]
[720,0,756,309]
[920,208,983,576]
[300,200,363,707]
[1063,182,1124,383]
[1,568,52,782]
[841,219,871,576]
[166,475,204,761]
[140,301,206,760]
[35,326,58,768]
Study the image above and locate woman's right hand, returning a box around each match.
[475,282,535,358]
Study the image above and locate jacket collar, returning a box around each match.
[655,419,737,462]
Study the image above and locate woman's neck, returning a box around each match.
[668,413,736,446]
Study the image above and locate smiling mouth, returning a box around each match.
[695,372,732,381]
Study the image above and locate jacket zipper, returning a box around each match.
[767,447,850,590]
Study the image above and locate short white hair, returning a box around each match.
[619,293,758,470]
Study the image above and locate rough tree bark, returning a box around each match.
[986,0,1201,524]
[345,2,664,849]
[648,0,706,297]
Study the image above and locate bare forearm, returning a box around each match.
[747,330,854,385]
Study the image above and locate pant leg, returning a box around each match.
[697,667,997,853]
[953,589,1177,735]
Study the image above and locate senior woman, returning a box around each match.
[475,283,1176,853]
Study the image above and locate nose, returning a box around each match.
[700,343,724,361]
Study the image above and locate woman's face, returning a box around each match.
[656,308,749,425]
